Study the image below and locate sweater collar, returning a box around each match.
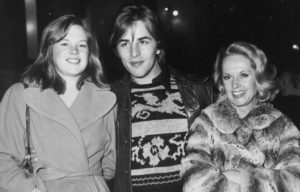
[120,65,171,90]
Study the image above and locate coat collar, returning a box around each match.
[208,96,281,134]
[23,81,116,130]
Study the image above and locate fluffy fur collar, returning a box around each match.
[205,96,282,134]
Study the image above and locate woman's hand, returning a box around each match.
[24,148,39,165]
[223,169,250,191]
[22,148,39,177]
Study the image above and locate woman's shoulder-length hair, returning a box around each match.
[22,14,108,94]
[213,41,279,102]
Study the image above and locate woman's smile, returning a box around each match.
[66,58,81,64]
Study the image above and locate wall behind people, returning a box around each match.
[0,1,27,98]
[273,70,300,129]
[1,0,300,99]
[93,0,300,82]
[0,0,94,99]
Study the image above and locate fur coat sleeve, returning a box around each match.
[181,97,300,192]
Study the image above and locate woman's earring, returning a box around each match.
[156,50,161,55]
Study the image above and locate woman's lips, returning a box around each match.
[66,58,80,64]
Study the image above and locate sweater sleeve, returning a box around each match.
[0,84,38,192]
[102,103,117,180]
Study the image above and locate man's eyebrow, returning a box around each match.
[117,39,129,43]
[138,36,152,41]
[117,36,152,43]
[60,39,87,42]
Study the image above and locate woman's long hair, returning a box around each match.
[22,14,107,94]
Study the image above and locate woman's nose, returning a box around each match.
[232,78,240,88]
[70,45,79,55]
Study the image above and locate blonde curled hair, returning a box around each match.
[213,42,279,102]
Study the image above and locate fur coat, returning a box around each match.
[181,96,300,192]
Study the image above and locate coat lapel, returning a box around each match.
[210,96,282,134]
[23,82,116,138]
[23,86,87,152]
[23,86,79,131]
[70,82,116,129]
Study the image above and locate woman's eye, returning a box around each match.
[223,75,230,80]
[60,42,68,47]
[79,43,88,48]
[241,73,249,78]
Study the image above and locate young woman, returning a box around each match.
[0,15,116,192]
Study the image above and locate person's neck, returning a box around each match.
[131,63,162,85]
[64,76,79,92]
[235,99,257,118]
[60,76,80,108]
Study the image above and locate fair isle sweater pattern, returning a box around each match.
[130,76,187,191]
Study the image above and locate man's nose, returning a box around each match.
[130,44,140,57]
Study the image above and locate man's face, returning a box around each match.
[116,21,162,84]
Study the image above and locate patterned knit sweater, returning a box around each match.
[130,76,187,192]
[181,96,300,192]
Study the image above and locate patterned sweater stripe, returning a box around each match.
[130,76,187,192]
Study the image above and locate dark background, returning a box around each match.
[1,0,300,125]
[1,0,300,81]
